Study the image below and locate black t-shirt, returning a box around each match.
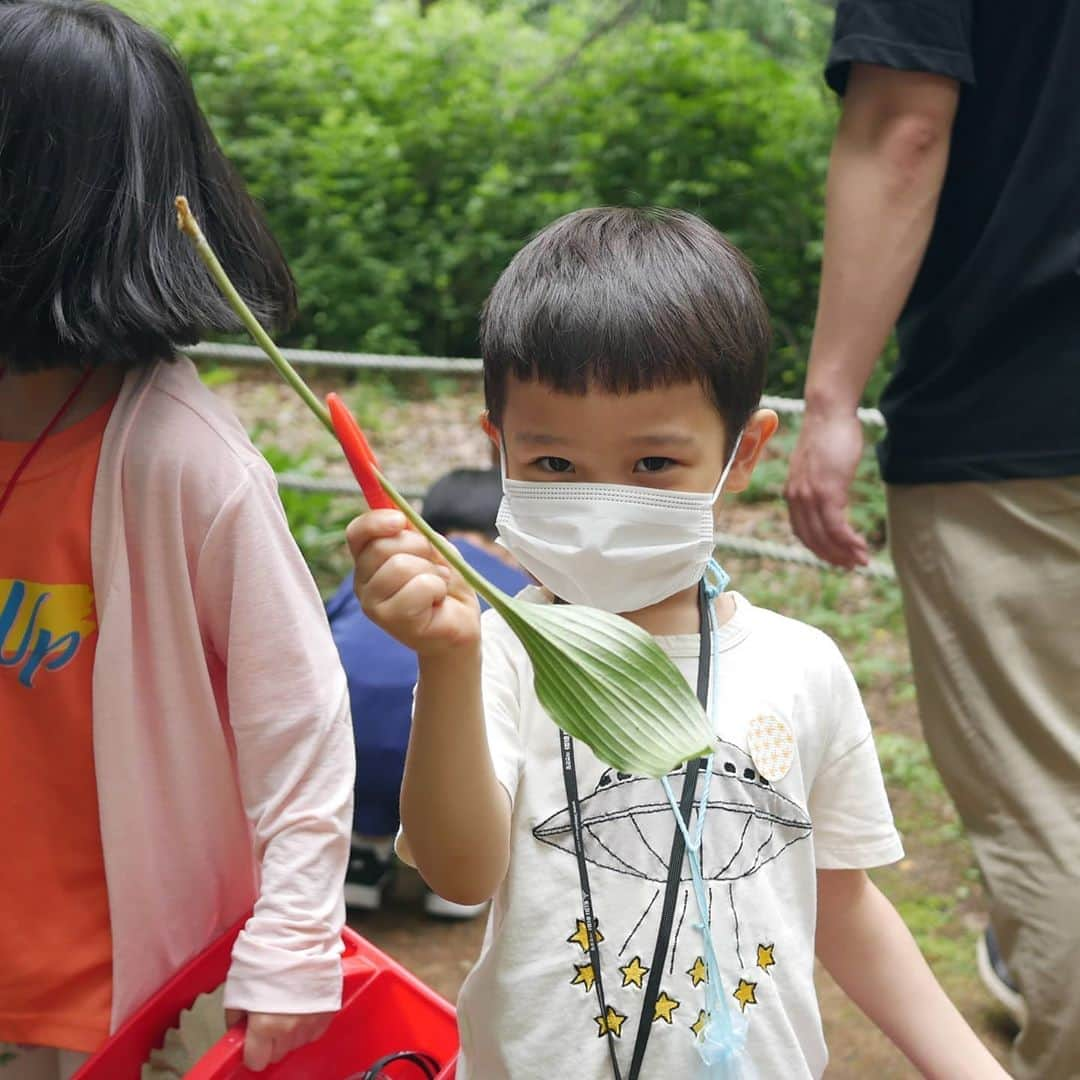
[827,1,1080,484]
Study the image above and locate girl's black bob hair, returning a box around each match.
[0,0,296,373]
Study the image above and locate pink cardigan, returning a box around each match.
[91,358,353,1030]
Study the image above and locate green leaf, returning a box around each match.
[511,602,714,776]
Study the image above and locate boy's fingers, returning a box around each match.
[370,571,452,626]
[360,557,449,617]
[345,510,408,560]
[363,554,451,616]
[353,529,441,588]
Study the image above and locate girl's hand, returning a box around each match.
[225,1009,335,1072]
[347,510,481,656]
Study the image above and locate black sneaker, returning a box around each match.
[976,926,1026,1028]
[344,837,394,911]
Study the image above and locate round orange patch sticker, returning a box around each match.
[747,714,795,782]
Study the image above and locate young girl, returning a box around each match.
[0,3,354,1076]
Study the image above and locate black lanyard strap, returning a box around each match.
[559,582,712,1080]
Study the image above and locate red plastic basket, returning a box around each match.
[73,919,458,1079]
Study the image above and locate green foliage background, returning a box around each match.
[121,0,837,393]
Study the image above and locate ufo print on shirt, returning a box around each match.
[533,738,811,884]
[536,736,812,1046]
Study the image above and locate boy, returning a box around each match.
[347,208,1006,1078]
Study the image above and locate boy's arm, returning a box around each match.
[400,647,512,905]
[348,509,512,906]
[817,869,1008,1078]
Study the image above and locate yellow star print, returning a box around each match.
[568,918,604,953]
[757,943,776,975]
[620,956,649,989]
[691,1009,708,1038]
[733,978,759,1012]
[595,1006,628,1038]
[571,962,596,993]
[686,956,708,987]
[652,991,680,1024]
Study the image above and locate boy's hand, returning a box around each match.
[225,1009,335,1072]
[347,510,481,655]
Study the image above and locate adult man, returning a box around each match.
[785,4,1080,1077]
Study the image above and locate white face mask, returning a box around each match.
[495,433,743,613]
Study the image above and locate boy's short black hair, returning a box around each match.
[423,467,503,539]
[480,207,771,448]
[0,0,296,373]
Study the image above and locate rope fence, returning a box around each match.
[190,342,888,427]
[197,344,896,581]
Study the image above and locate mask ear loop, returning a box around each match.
[705,559,730,598]
[711,430,746,502]
[492,434,516,556]
[497,434,510,491]
[703,430,743,598]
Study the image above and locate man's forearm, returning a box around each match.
[806,65,957,416]
[400,646,511,904]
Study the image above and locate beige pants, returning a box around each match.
[888,476,1080,1080]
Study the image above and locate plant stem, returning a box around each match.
[175,196,333,435]
[175,194,510,611]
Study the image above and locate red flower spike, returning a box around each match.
[327,393,394,511]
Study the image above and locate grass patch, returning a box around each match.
[894,891,976,978]
[199,364,239,388]
[876,732,944,799]
[735,561,909,696]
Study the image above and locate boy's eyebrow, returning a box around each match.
[514,432,699,448]
[629,433,698,447]
[514,432,571,447]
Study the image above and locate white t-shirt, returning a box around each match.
[427,589,903,1080]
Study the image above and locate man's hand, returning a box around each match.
[785,407,869,569]
[225,1010,335,1072]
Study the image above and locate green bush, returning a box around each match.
[123,0,833,391]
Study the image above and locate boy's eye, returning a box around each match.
[634,456,677,474]
[534,456,574,474]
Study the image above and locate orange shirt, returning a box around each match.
[0,396,116,1053]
